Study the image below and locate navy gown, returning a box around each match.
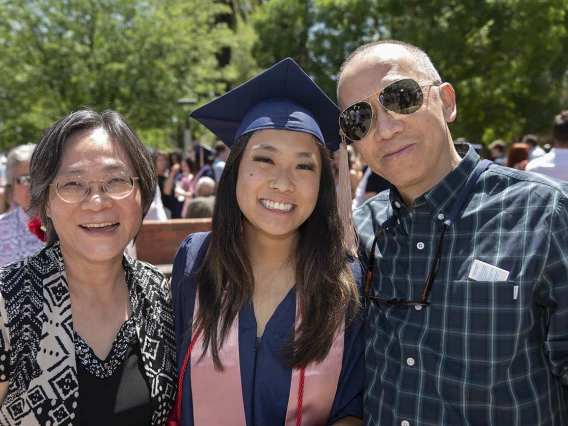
[171,233,365,426]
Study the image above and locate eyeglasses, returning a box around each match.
[52,172,140,203]
[339,78,440,141]
[365,219,448,308]
[13,174,31,186]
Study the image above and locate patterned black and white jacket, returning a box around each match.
[0,243,177,425]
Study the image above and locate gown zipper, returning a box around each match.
[251,337,262,426]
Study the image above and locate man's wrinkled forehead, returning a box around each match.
[339,45,424,106]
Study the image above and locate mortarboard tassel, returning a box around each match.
[337,135,357,257]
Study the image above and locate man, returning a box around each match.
[488,139,507,165]
[525,110,568,181]
[338,40,568,425]
[522,133,546,161]
[212,140,230,183]
[184,176,215,218]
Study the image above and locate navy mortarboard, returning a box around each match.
[190,58,342,152]
[189,57,356,254]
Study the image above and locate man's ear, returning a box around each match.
[439,82,457,123]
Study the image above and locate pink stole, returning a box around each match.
[190,293,345,426]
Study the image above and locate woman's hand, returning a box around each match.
[163,163,181,195]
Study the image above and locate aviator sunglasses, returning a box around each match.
[339,78,440,141]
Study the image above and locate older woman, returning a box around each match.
[0,143,45,266]
[0,110,176,425]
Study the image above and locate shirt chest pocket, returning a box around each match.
[438,279,524,364]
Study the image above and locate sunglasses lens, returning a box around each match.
[380,79,423,114]
[339,102,373,141]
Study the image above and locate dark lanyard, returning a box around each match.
[364,159,493,305]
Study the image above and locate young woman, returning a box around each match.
[171,58,364,426]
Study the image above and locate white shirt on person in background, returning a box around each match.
[525,148,568,181]
[352,167,373,209]
[528,145,546,161]
[0,206,45,266]
[145,185,168,221]
[212,157,226,183]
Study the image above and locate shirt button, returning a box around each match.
[437,213,445,220]
[417,242,425,250]
[406,357,415,366]
[414,305,423,311]
[394,201,402,208]
[401,421,410,426]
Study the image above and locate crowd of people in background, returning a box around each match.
[3,112,567,225]
[150,141,229,220]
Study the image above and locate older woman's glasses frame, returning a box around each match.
[50,172,140,204]
[339,78,440,142]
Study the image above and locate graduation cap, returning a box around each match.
[189,58,356,255]
[189,57,341,152]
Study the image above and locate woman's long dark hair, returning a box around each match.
[193,132,359,370]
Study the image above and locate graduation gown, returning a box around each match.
[171,232,364,426]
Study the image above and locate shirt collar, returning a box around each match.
[388,144,480,217]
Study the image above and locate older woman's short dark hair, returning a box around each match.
[28,109,157,245]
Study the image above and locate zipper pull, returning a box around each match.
[254,337,262,350]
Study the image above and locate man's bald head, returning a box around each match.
[337,40,442,105]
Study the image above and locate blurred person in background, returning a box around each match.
[0,153,9,215]
[506,142,530,170]
[186,144,216,201]
[522,134,546,161]
[0,143,45,266]
[169,149,183,168]
[184,176,215,219]
[172,155,195,218]
[152,150,172,218]
[526,110,568,181]
[488,139,507,165]
[212,140,230,183]
[0,110,176,424]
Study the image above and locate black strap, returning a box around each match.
[444,159,492,227]
[380,159,492,230]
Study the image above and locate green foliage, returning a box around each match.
[252,0,568,145]
[2,0,565,151]
[0,0,236,151]
[252,0,312,67]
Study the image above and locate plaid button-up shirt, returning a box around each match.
[355,145,568,426]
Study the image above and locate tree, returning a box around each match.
[252,0,568,144]
[0,0,235,151]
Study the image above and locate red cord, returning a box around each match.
[174,301,307,424]
[296,301,306,426]
[296,366,306,426]
[175,328,202,422]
